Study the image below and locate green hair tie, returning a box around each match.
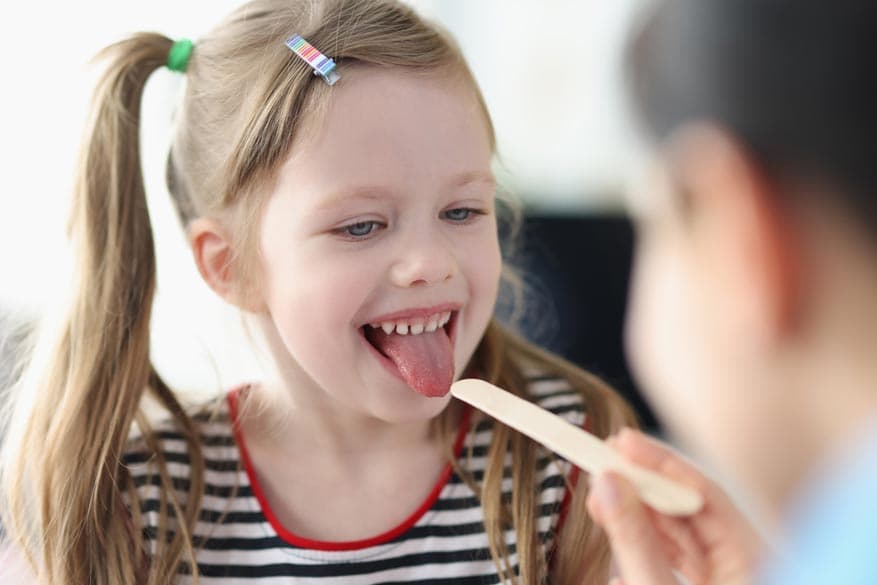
[167,38,194,72]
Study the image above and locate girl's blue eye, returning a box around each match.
[443,208,474,222]
[344,221,379,237]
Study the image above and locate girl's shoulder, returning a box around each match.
[502,327,630,434]
[123,394,236,462]
[121,393,256,563]
[511,339,636,435]
[521,368,588,429]
[122,393,242,503]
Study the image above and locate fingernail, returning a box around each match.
[617,427,634,442]
[593,473,621,511]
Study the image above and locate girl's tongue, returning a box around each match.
[368,326,454,397]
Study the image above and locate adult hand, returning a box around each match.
[586,429,764,585]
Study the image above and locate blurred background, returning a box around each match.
[0,1,656,428]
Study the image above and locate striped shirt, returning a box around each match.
[124,376,586,584]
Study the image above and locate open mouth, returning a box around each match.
[360,310,459,397]
[363,310,458,352]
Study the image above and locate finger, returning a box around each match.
[588,471,679,585]
[623,506,705,585]
[650,512,708,585]
[613,430,737,518]
[613,429,708,488]
[613,430,763,577]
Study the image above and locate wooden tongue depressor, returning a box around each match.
[450,378,704,517]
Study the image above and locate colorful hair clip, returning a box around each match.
[285,34,341,86]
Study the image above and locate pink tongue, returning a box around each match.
[370,327,455,397]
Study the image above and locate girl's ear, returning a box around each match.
[666,123,801,343]
[188,218,265,312]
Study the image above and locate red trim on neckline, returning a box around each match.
[227,388,472,552]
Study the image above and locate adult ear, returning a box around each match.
[665,123,801,343]
[188,218,264,312]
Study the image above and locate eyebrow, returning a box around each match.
[314,171,496,213]
[450,170,496,189]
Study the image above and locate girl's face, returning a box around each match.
[255,67,501,423]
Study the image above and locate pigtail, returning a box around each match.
[0,33,203,584]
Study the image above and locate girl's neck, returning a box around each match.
[238,381,439,459]
[232,381,455,543]
[246,312,443,457]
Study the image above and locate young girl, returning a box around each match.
[0,1,635,583]
[587,1,877,584]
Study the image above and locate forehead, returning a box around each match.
[276,66,493,203]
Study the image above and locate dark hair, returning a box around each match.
[627,0,877,224]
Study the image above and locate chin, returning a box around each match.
[370,387,455,424]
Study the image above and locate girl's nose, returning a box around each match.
[390,235,457,288]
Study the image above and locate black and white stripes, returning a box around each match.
[124,376,586,584]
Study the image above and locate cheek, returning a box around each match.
[465,230,502,311]
[261,244,376,361]
[479,237,502,291]
[626,237,686,395]
[625,233,723,443]
[456,229,502,364]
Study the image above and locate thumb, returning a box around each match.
[588,471,678,585]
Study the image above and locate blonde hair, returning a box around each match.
[0,1,635,583]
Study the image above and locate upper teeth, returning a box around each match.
[370,311,452,336]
